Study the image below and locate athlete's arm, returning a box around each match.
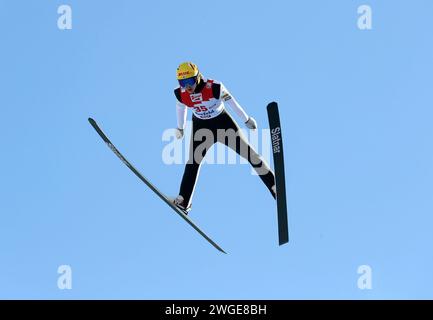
[174,88,187,139]
[176,101,187,130]
[218,83,257,128]
[174,87,187,129]
[218,83,249,123]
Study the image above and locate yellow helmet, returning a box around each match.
[176,62,200,80]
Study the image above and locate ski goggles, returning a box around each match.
[178,76,197,88]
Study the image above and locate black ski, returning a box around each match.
[88,118,226,254]
[267,102,289,245]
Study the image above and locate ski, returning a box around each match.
[267,102,289,245]
[88,118,226,254]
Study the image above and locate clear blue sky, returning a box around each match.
[1,0,432,299]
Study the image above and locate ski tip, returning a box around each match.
[88,118,100,130]
[267,101,278,110]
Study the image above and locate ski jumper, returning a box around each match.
[174,78,276,206]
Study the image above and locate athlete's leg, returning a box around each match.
[178,118,215,207]
[217,112,276,198]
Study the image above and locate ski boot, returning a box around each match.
[172,195,192,215]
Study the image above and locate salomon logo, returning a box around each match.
[271,127,281,153]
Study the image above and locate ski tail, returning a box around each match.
[266,102,289,245]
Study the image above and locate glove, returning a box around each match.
[245,117,257,130]
[175,128,184,140]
